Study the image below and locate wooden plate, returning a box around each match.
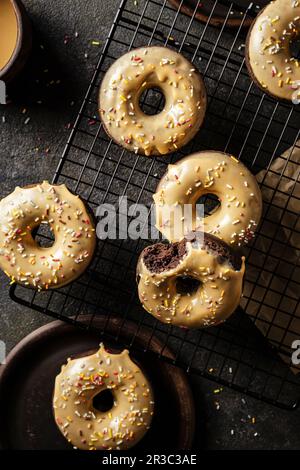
[168,0,269,28]
[0,316,195,450]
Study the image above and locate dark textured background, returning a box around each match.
[0,0,300,450]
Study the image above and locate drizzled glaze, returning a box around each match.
[0,182,96,290]
[153,151,262,246]
[137,237,245,328]
[246,0,300,101]
[53,344,154,450]
[99,46,207,156]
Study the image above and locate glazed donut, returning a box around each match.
[137,232,245,328]
[99,46,207,156]
[153,151,262,246]
[0,181,96,290]
[53,344,154,450]
[245,0,300,101]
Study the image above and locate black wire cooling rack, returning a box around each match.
[10,0,300,409]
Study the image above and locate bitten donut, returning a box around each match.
[137,232,245,328]
[53,344,154,450]
[0,181,96,290]
[154,151,262,246]
[245,0,300,101]
[99,46,207,156]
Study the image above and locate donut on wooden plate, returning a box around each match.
[53,344,154,450]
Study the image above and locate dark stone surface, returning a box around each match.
[0,0,299,451]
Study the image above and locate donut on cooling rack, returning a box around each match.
[245,0,300,102]
[53,343,154,450]
[136,231,245,329]
[99,46,207,156]
[153,151,262,246]
[0,181,96,290]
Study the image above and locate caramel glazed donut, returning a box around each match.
[154,151,262,246]
[246,0,300,101]
[53,344,154,450]
[137,232,245,328]
[99,46,207,156]
[0,182,96,290]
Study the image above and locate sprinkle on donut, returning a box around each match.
[53,344,154,450]
[153,151,262,246]
[246,0,300,101]
[0,182,96,290]
[99,46,207,156]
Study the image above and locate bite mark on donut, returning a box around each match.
[190,232,243,271]
[142,232,242,274]
[142,239,187,274]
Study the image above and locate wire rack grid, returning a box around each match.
[10,0,300,409]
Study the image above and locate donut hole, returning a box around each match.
[139,87,165,116]
[290,37,300,60]
[196,193,221,217]
[176,276,202,295]
[32,222,55,248]
[93,389,114,412]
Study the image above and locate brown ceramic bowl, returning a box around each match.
[0,0,32,83]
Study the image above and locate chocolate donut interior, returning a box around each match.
[142,232,242,277]
[142,240,187,274]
